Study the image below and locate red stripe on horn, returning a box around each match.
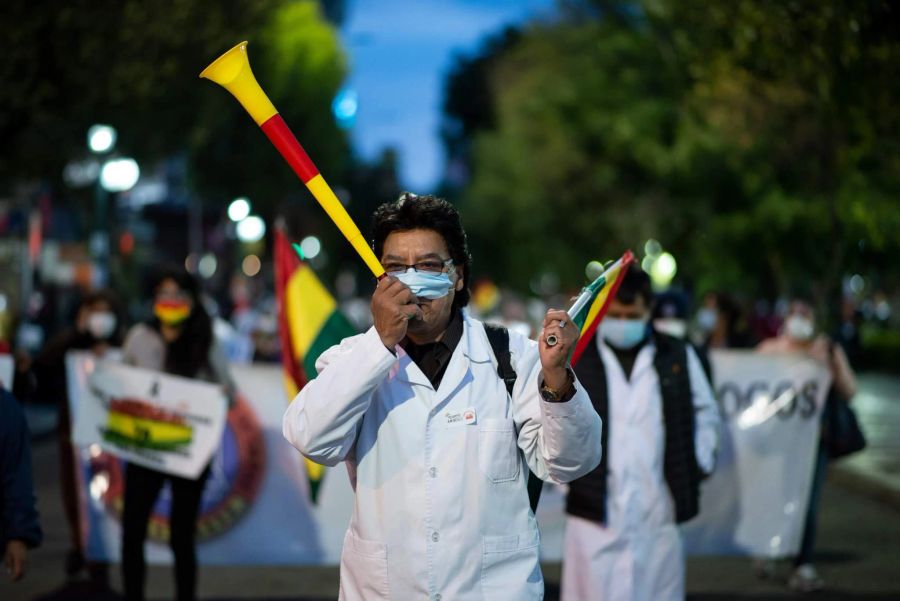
[260,114,320,184]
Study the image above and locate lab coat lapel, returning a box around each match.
[630,341,655,382]
[434,314,490,407]
[393,346,434,390]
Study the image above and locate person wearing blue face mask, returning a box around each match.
[283,192,602,601]
[562,265,721,601]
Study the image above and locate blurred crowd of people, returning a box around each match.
[0,255,883,598]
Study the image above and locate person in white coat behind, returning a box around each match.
[561,265,721,601]
[283,193,602,601]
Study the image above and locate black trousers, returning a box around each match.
[121,462,210,601]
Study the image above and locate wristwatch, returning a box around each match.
[540,367,575,402]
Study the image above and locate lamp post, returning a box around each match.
[88,125,116,283]
[88,125,139,284]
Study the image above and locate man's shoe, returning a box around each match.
[788,564,824,592]
[752,558,777,580]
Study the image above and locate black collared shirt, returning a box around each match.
[608,336,649,381]
[403,309,464,389]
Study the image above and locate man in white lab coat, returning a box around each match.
[561,265,721,601]
[283,193,602,601]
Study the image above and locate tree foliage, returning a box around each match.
[0,0,349,214]
[443,0,900,309]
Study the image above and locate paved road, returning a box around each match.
[4,375,899,601]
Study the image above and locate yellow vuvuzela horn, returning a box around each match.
[200,41,385,279]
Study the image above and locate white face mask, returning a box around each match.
[87,311,117,340]
[600,317,648,349]
[653,318,687,339]
[785,315,815,342]
[696,308,718,332]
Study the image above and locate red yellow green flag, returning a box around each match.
[570,250,636,365]
[274,227,356,502]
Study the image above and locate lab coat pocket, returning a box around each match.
[478,418,520,483]
[482,527,542,600]
[339,529,389,600]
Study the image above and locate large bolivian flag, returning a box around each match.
[570,250,635,366]
[274,227,356,502]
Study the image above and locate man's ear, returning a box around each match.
[454,266,464,292]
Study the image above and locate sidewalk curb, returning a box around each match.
[830,464,900,512]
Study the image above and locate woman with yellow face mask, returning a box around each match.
[120,267,234,601]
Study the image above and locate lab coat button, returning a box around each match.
[431,531,439,542]
[429,467,437,478]
[435,595,442,601]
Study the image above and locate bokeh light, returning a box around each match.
[228,197,251,222]
[242,254,262,277]
[99,158,140,192]
[299,235,321,259]
[87,124,117,153]
[236,215,266,242]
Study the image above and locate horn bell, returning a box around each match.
[200,41,278,126]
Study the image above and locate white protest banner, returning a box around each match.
[69,352,227,479]
[537,349,832,560]
[70,357,326,564]
[0,353,12,390]
[681,350,832,557]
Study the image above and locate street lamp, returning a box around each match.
[236,215,266,243]
[99,158,140,193]
[228,197,251,222]
[88,124,117,154]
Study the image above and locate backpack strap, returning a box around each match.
[483,323,516,396]
[482,322,544,513]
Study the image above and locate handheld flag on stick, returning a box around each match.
[550,251,635,366]
[274,227,356,502]
[200,42,385,279]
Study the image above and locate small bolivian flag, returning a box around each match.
[103,398,193,451]
[274,227,356,503]
[570,251,635,366]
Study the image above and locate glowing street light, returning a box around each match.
[650,252,677,287]
[99,158,140,193]
[332,88,358,129]
[236,215,266,242]
[88,124,117,154]
[228,197,251,222]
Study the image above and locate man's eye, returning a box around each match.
[384,264,406,273]
[416,262,443,272]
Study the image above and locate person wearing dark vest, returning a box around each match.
[561,265,721,601]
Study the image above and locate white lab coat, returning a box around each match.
[283,312,602,601]
[561,336,720,601]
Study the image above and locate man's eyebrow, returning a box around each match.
[381,252,446,261]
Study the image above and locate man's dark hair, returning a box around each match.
[615,264,653,307]
[79,288,124,344]
[372,192,471,309]
[80,289,120,312]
